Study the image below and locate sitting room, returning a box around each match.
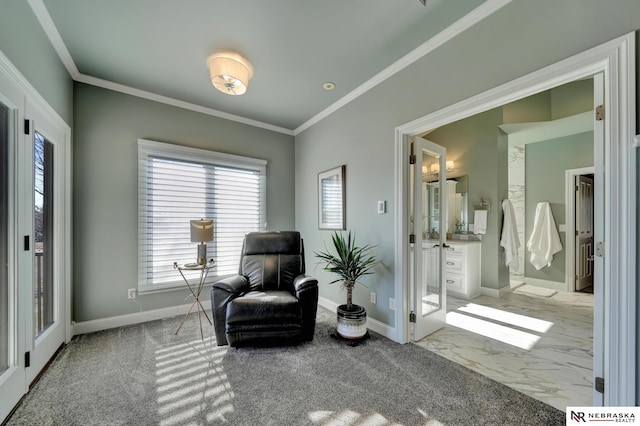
[1,1,638,424]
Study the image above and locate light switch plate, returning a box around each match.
[377,200,386,214]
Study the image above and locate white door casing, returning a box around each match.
[394,33,636,405]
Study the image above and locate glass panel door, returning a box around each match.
[24,103,66,385]
[0,91,27,423]
[412,137,447,340]
[34,132,54,337]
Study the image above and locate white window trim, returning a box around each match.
[137,139,266,294]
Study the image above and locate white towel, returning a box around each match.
[500,199,520,271]
[473,210,487,235]
[527,202,563,270]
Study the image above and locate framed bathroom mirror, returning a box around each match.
[423,174,468,235]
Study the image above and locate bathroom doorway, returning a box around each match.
[394,33,636,407]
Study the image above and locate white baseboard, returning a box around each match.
[72,303,193,336]
[318,296,395,340]
[74,297,397,341]
[481,285,513,298]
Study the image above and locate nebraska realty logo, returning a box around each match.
[567,407,639,424]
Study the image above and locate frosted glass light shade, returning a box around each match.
[207,51,253,95]
[430,160,455,174]
[190,220,214,242]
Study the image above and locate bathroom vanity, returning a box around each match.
[417,239,481,300]
[442,240,481,299]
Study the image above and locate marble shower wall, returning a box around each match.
[507,145,525,281]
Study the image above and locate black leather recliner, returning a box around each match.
[210,231,319,347]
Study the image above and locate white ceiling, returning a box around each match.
[37,0,491,133]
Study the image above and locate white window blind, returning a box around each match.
[138,139,266,293]
[321,175,343,227]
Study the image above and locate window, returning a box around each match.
[138,139,266,293]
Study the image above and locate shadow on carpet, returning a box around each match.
[6,307,564,425]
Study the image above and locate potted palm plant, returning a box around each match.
[315,231,378,339]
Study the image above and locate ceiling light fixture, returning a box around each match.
[323,82,336,90]
[207,51,253,96]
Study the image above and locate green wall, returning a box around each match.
[0,0,73,124]
[295,0,640,326]
[73,83,295,321]
[426,109,507,290]
[525,132,594,281]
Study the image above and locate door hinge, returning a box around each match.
[575,185,579,191]
[409,234,415,244]
[409,311,416,323]
[24,119,30,135]
[409,154,416,164]
[595,377,604,393]
[25,351,30,368]
[575,230,579,236]
[595,241,605,258]
[595,104,605,121]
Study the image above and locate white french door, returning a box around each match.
[0,66,28,424]
[0,61,70,423]
[23,99,67,385]
[412,137,447,340]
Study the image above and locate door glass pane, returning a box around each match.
[0,103,8,373]
[34,132,53,337]
[422,152,442,315]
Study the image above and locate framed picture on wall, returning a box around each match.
[318,165,346,230]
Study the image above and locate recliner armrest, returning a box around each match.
[293,274,319,342]
[293,274,318,293]
[211,275,249,345]
[212,275,249,295]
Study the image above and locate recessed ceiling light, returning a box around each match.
[323,82,336,90]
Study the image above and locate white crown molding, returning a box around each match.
[27,0,79,79]
[293,0,513,135]
[28,0,510,137]
[76,73,294,135]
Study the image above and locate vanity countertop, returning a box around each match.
[420,238,481,246]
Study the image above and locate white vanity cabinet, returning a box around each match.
[444,241,481,299]
[410,241,481,300]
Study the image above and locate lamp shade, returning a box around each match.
[207,51,253,95]
[190,220,214,242]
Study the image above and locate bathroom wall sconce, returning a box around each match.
[427,160,455,174]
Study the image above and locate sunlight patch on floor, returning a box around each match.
[446,311,541,350]
[457,303,553,333]
[308,410,404,425]
[155,336,234,425]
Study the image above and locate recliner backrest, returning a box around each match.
[240,231,305,292]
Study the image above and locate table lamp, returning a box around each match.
[190,219,214,265]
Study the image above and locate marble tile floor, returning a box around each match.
[413,287,594,411]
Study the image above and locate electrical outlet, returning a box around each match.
[370,291,377,304]
[127,288,136,300]
[389,298,395,311]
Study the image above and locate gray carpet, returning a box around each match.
[7,307,564,425]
